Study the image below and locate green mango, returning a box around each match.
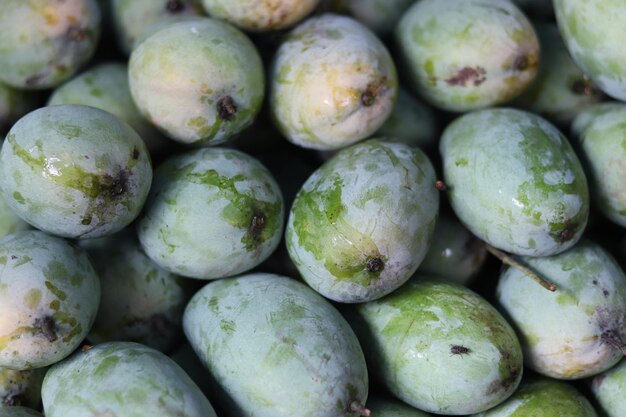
[0,230,100,370]
[496,240,626,379]
[349,276,523,415]
[0,0,101,90]
[286,139,438,303]
[472,378,597,416]
[270,14,397,150]
[41,342,217,417]
[396,0,539,112]
[183,273,369,417]
[441,108,589,257]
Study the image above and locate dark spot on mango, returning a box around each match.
[25,74,45,87]
[366,257,384,273]
[514,55,529,71]
[600,329,626,352]
[571,78,601,97]
[217,96,237,121]
[249,213,267,243]
[66,26,89,42]
[446,67,486,87]
[3,394,24,406]
[34,316,58,343]
[603,289,610,298]
[106,170,129,198]
[435,180,447,191]
[450,344,471,356]
[132,147,140,160]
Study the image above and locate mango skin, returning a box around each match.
[350,277,523,415]
[129,18,264,146]
[575,105,626,227]
[201,0,319,32]
[0,105,153,239]
[270,14,397,150]
[0,0,101,90]
[183,273,369,417]
[41,341,217,417]
[396,0,539,112]
[286,139,439,303]
[137,147,284,279]
[0,191,29,240]
[496,240,626,379]
[0,230,100,371]
[367,396,432,417]
[441,108,589,257]
[554,0,626,101]
[472,378,597,417]
[592,359,626,417]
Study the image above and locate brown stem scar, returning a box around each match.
[435,180,447,191]
[67,26,88,41]
[366,257,384,273]
[34,316,58,342]
[361,82,382,107]
[217,96,237,121]
[446,67,487,86]
[249,213,266,242]
[514,55,529,71]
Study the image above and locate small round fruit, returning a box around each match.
[0,230,100,370]
[0,105,153,239]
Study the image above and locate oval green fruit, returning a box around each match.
[137,147,284,279]
[286,139,439,303]
[270,14,397,150]
[441,108,589,257]
[183,273,369,417]
[0,105,153,239]
[396,0,539,112]
[592,359,626,417]
[496,240,626,379]
[41,341,217,417]
[0,230,100,370]
[349,276,523,415]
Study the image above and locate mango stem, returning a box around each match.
[484,244,557,292]
[349,401,371,417]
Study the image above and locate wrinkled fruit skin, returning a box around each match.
[472,378,598,417]
[129,18,264,146]
[592,359,626,417]
[41,342,217,417]
[111,0,204,54]
[85,233,188,352]
[0,230,100,370]
[396,0,539,112]
[0,0,101,90]
[201,0,319,32]
[48,62,168,155]
[575,105,626,227]
[270,14,397,150]
[496,240,626,379]
[554,0,626,101]
[350,277,523,415]
[183,273,369,417]
[441,108,589,257]
[286,139,439,303]
[0,105,153,239]
[138,147,284,279]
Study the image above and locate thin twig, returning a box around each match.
[485,244,557,292]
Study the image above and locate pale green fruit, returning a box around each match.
[270,14,397,150]
[592,359,626,417]
[0,0,101,89]
[286,139,439,303]
[41,342,217,417]
[496,240,626,379]
[396,0,539,112]
[441,108,589,257]
[0,230,100,370]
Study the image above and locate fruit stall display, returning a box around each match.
[1,0,625,416]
